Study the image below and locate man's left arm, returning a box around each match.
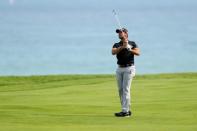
[131,48,140,56]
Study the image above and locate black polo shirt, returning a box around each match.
[113,41,138,65]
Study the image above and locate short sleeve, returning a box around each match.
[131,41,138,49]
[113,43,119,48]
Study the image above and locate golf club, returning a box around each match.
[112,10,131,49]
[112,9,122,30]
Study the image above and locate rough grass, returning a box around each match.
[0,73,197,131]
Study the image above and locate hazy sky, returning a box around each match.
[2,0,197,9]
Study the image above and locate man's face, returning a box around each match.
[118,31,127,40]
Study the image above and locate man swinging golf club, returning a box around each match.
[112,28,140,117]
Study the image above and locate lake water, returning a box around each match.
[0,0,197,75]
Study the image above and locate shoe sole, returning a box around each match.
[115,115,130,117]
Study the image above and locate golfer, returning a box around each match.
[112,28,140,117]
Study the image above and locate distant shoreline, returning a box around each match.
[0,72,196,78]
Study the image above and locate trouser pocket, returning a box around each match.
[127,66,136,77]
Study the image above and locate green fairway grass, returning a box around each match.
[0,73,197,131]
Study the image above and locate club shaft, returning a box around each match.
[113,10,122,29]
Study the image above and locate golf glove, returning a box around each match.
[126,44,133,51]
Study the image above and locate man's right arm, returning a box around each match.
[112,46,123,55]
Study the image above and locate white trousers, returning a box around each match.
[116,66,135,112]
